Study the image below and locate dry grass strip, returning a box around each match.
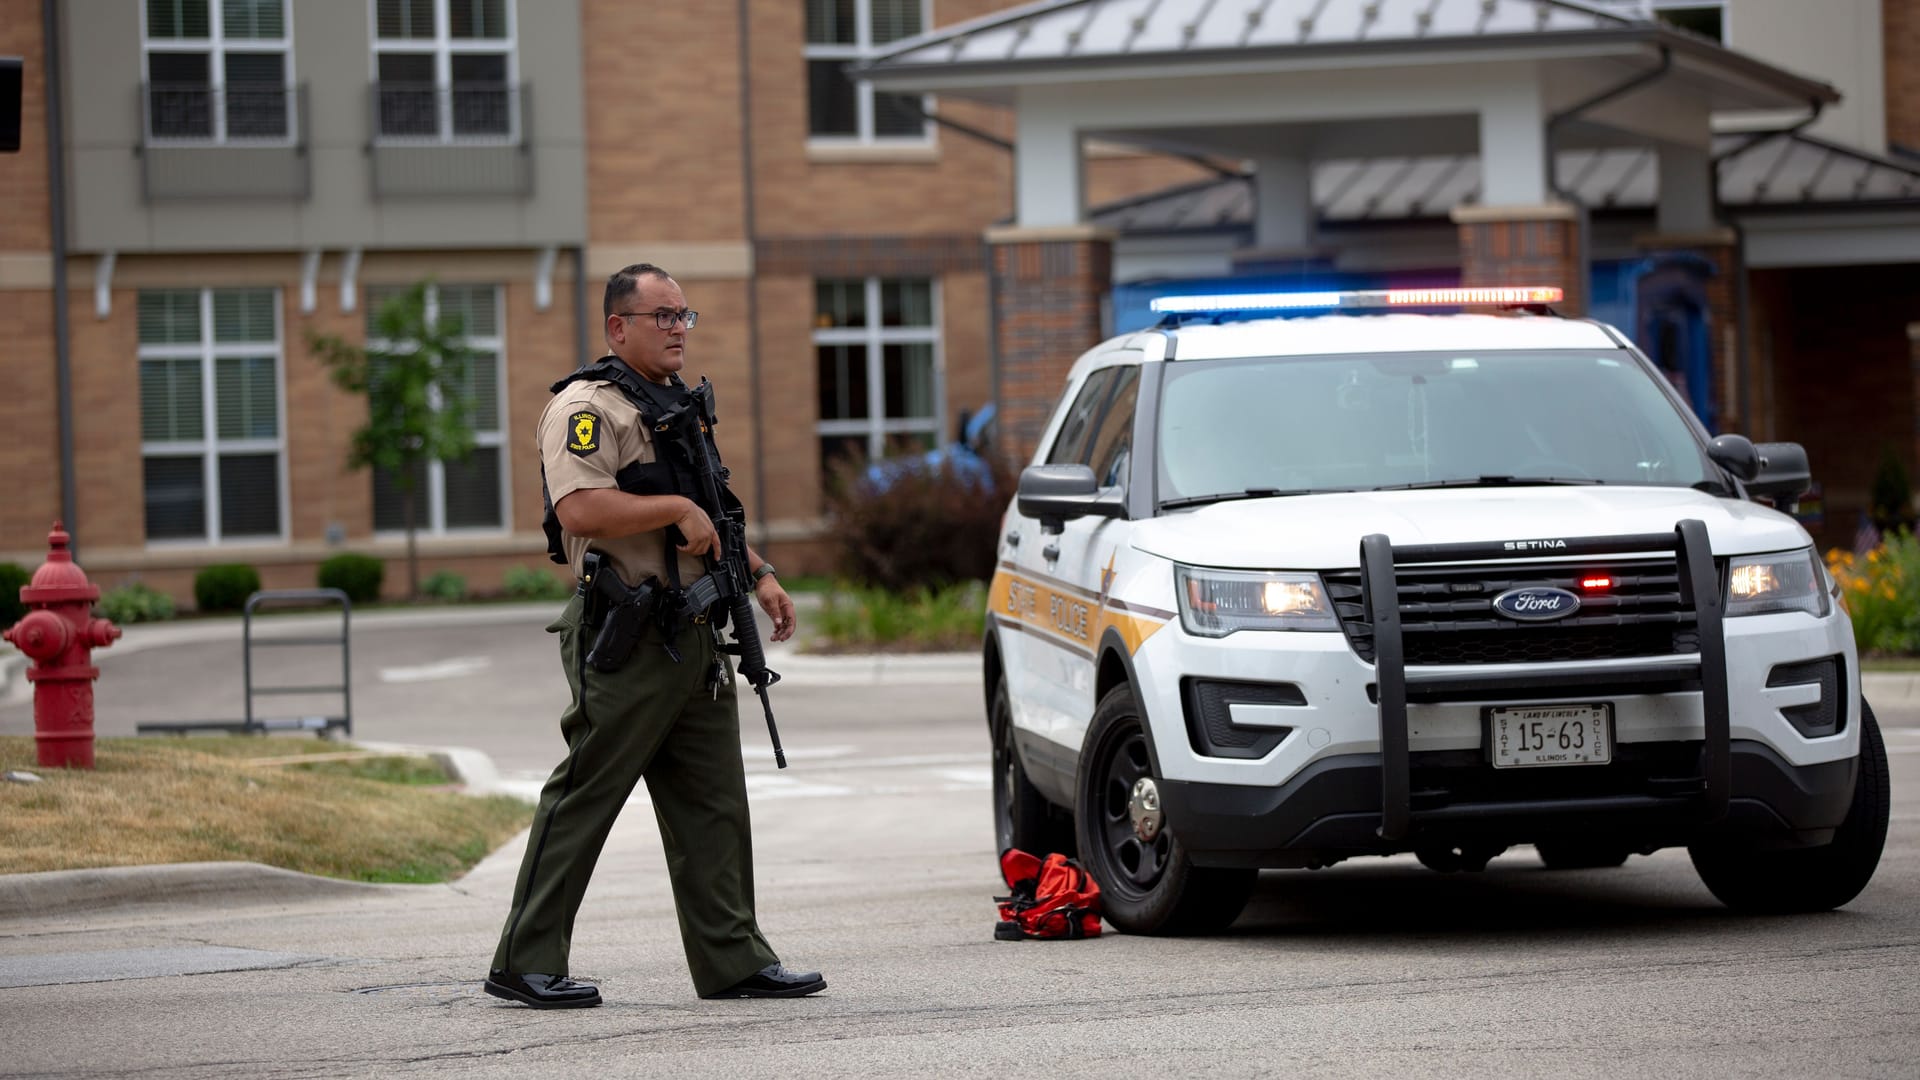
[0,736,531,882]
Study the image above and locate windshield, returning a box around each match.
[1156,350,1715,502]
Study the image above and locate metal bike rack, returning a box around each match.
[137,588,353,738]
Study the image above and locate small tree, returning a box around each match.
[308,281,477,599]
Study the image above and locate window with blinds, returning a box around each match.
[364,283,508,534]
[137,287,285,543]
[143,0,292,142]
[813,277,942,483]
[804,0,929,144]
[373,0,515,140]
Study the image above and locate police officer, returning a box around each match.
[484,263,819,1008]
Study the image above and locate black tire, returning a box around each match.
[1074,685,1256,935]
[1534,840,1631,870]
[991,677,1067,857]
[1688,699,1891,914]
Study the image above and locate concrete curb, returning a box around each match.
[0,861,412,922]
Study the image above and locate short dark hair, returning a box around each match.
[603,263,673,320]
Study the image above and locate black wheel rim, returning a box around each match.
[992,700,1014,853]
[1094,726,1170,896]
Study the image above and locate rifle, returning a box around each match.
[654,376,788,768]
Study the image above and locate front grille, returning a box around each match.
[1323,559,1700,666]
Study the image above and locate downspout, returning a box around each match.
[1544,44,1673,312]
[736,0,766,543]
[43,0,76,555]
[1711,102,1824,437]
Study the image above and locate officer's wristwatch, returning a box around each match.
[751,562,778,584]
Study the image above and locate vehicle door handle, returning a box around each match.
[1005,532,1021,548]
[1043,543,1060,562]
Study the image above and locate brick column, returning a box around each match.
[1634,230,1740,430]
[1451,203,1585,315]
[986,225,1114,466]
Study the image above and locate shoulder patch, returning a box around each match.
[566,411,602,456]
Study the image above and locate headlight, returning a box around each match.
[1175,566,1340,637]
[1726,548,1830,618]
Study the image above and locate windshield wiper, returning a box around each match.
[1372,475,1604,491]
[1160,487,1331,510]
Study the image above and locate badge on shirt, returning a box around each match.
[567,411,601,456]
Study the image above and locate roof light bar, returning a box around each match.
[1387,287,1564,305]
[1148,286,1563,314]
[1149,292,1345,313]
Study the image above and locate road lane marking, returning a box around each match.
[378,657,492,683]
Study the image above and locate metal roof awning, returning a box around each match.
[1091,131,1920,233]
[860,0,1838,113]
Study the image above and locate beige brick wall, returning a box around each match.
[752,274,821,528]
[1888,0,1920,152]
[285,294,371,544]
[1085,151,1229,211]
[583,0,747,244]
[503,280,579,534]
[0,290,61,554]
[745,0,1017,240]
[70,288,143,551]
[0,0,50,252]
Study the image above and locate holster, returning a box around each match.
[581,553,659,673]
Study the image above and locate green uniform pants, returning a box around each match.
[492,593,780,996]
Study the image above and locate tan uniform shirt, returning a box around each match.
[539,379,706,587]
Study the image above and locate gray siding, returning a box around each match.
[63,0,586,253]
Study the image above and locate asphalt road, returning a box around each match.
[1,610,1916,1078]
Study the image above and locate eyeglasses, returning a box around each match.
[617,309,699,330]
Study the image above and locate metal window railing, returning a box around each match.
[142,81,299,144]
[136,83,311,201]
[371,81,523,144]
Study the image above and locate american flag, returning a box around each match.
[1854,512,1883,556]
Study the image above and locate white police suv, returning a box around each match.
[985,286,1887,934]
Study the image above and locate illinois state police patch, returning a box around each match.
[567,411,601,456]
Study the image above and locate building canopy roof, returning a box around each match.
[861,0,1837,113]
[1092,131,1920,233]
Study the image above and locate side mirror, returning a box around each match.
[1017,464,1124,534]
[1707,434,1760,481]
[1748,442,1812,511]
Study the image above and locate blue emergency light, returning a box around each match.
[1148,286,1563,315]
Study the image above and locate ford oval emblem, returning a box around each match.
[1492,587,1582,622]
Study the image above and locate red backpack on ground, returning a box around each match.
[994,848,1103,940]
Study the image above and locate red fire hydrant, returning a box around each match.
[3,522,120,768]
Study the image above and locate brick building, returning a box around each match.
[0,0,1916,601]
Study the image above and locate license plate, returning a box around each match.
[1488,704,1612,768]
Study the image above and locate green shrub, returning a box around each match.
[97,582,177,624]
[193,563,261,613]
[318,553,385,604]
[826,456,1011,592]
[502,564,571,601]
[1829,532,1920,655]
[421,570,467,602]
[0,562,28,628]
[815,581,986,652]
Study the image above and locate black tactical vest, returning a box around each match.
[539,357,741,566]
